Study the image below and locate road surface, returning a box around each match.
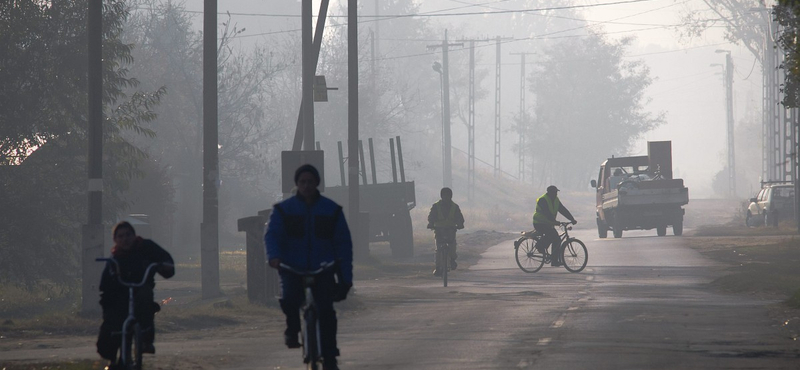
[2,229,799,369]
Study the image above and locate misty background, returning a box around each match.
[0,0,763,286]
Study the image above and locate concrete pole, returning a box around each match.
[302,0,315,150]
[201,0,220,299]
[724,53,736,197]
[349,0,365,259]
[81,0,104,314]
[442,30,453,188]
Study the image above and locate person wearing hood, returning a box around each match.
[97,221,174,370]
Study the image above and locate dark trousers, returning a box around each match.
[97,298,157,361]
[279,271,339,360]
[533,223,560,261]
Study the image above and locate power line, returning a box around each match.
[140,0,664,19]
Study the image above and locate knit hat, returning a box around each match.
[294,164,320,184]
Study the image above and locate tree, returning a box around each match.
[122,0,289,250]
[0,0,164,286]
[527,32,664,188]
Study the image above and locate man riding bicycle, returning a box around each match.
[427,187,465,276]
[533,185,577,267]
[265,164,353,370]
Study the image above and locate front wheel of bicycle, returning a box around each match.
[302,308,319,369]
[561,238,588,273]
[515,238,545,273]
[132,323,143,370]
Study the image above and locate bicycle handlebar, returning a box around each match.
[279,261,338,277]
[95,257,173,288]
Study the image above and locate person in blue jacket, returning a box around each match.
[265,164,353,370]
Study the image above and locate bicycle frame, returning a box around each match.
[96,258,169,369]
[279,261,337,369]
[434,227,457,287]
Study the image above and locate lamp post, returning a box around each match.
[715,49,736,197]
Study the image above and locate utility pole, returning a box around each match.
[427,30,462,188]
[201,0,220,299]
[348,0,364,259]
[511,52,533,183]
[494,36,513,178]
[81,0,104,314]
[720,50,736,197]
[457,38,491,201]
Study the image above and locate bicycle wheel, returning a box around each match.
[441,245,448,287]
[302,307,319,368]
[561,238,588,273]
[515,238,545,273]
[132,323,143,370]
[120,325,133,370]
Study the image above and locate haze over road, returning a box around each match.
[3,229,799,369]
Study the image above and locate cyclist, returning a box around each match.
[426,187,465,276]
[97,221,175,370]
[265,164,353,370]
[532,185,577,267]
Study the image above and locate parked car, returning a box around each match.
[745,183,795,227]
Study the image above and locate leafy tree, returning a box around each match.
[122,1,288,249]
[527,32,664,188]
[0,0,164,286]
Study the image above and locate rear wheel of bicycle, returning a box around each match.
[303,308,319,369]
[515,238,545,273]
[132,323,143,370]
[561,238,588,273]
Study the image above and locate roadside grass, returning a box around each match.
[688,224,800,308]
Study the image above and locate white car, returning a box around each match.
[746,184,795,227]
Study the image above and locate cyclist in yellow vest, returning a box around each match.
[426,187,465,276]
[533,185,577,267]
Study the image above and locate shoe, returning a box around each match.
[551,261,562,267]
[104,362,121,370]
[323,358,340,370]
[450,260,457,270]
[284,333,301,349]
[141,343,155,354]
[432,269,441,277]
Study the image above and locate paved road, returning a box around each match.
[3,229,799,369]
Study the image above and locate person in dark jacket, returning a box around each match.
[265,164,353,370]
[426,187,465,276]
[532,185,577,267]
[97,221,174,370]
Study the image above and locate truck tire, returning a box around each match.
[673,220,683,236]
[389,211,414,257]
[597,218,608,239]
[656,226,667,236]
[612,214,623,238]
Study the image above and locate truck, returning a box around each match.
[590,141,689,238]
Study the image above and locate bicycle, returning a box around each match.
[513,222,588,273]
[279,261,338,370]
[433,227,457,287]
[96,258,171,370]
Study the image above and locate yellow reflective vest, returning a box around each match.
[432,200,459,228]
[532,194,560,225]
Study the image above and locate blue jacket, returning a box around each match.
[265,192,354,283]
